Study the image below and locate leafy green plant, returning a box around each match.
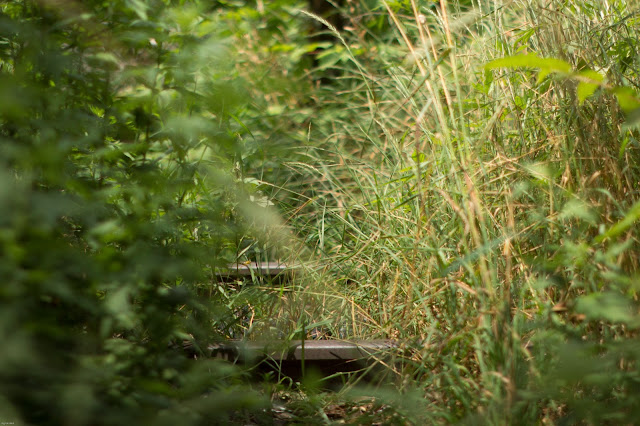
[0,1,276,423]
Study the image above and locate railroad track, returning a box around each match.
[208,262,398,380]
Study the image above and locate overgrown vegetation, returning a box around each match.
[2,0,640,424]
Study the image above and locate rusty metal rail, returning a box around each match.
[208,339,396,362]
[204,339,398,381]
[217,261,297,279]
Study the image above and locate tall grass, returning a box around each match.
[229,0,640,422]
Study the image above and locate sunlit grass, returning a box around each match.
[229,0,640,422]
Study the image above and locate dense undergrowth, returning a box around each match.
[1,0,640,424]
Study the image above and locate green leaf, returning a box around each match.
[104,287,136,330]
[577,82,599,103]
[87,52,121,71]
[578,69,604,82]
[595,199,640,243]
[613,87,640,112]
[485,53,572,74]
[575,292,637,326]
[576,70,603,103]
[622,108,640,130]
[559,198,597,224]
[523,162,553,183]
[125,0,148,20]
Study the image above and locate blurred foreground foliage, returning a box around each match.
[0,1,271,424]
